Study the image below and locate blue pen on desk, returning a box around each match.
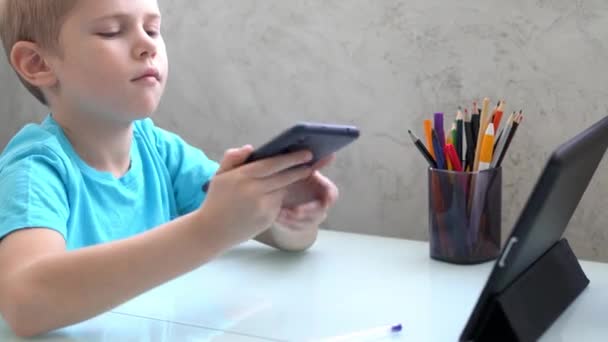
[317,323,403,342]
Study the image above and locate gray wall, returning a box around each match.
[1,0,607,261]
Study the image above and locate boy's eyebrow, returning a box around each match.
[91,12,161,23]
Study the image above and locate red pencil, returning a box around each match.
[444,144,463,172]
[493,100,505,131]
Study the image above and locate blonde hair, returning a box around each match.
[0,0,77,105]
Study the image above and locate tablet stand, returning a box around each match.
[474,238,589,341]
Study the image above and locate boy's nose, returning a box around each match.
[133,35,158,59]
[135,45,157,59]
[137,47,157,59]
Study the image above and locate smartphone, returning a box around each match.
[202,122,360,192]
[245,122,360,164]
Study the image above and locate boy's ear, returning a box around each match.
[10,41,58,88]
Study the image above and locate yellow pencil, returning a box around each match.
[473,97,491,171]
[478,123,495,170]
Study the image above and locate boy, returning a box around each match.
[0,0,338,337]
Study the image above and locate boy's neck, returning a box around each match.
[52,110,135,179]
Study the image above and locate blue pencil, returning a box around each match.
[432,129,446,169]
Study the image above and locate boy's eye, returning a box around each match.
[97,31,121,38]
[146,30,159,37]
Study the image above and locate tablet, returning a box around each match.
[460,115,608,340]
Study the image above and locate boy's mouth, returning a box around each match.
[132,68,161,82]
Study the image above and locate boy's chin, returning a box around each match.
[110,109,153,124]
[129,112,153,121]
[126,102,160,119]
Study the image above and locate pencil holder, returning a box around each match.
[428,167,501,264]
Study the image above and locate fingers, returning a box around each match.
[218,145,254,173]
[277,203,327,227]
[310,171,339,208]
[281,201,323,219]
[276,215,320,229]
[258,165,314,193]
[243,150,313,178]
[311,153,335,171]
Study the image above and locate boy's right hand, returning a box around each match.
[198,146,314,245]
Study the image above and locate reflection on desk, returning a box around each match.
[2,230,608,341]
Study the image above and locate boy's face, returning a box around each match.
[48,0,168,122]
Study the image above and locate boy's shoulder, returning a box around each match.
[0,116,69,168]
[2,117,156,160]
[132,117,160,143]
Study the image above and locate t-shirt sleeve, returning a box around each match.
[149,123,219,216]
[0,151,70,241]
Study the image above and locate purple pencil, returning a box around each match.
[434,112,446,150]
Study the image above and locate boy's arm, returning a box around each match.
[0,147,314,338]
[0,210,228,338]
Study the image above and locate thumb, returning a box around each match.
[217,144,254,173]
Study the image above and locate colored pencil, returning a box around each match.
[493,112,523,168]
[478,123,495,170]
[464,109,474,172]
[444,144,463,172]
[409,129,438,168]
[424,119,435,158]
[473,97,491,171]
[493,100,505,131]
[434,112,446,150]
[494,111,514,153]
[456,109,464,163]
[431,129,447,170]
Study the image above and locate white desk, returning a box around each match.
[2,230,608,341]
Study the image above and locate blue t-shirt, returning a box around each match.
[0,115,219,250]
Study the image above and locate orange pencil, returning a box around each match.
[424,119,434,158]
[478,123,495,170]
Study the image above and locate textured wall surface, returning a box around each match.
[1,0,607,261]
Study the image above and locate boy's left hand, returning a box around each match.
[212,149,338,247]
[276,169,339,231]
